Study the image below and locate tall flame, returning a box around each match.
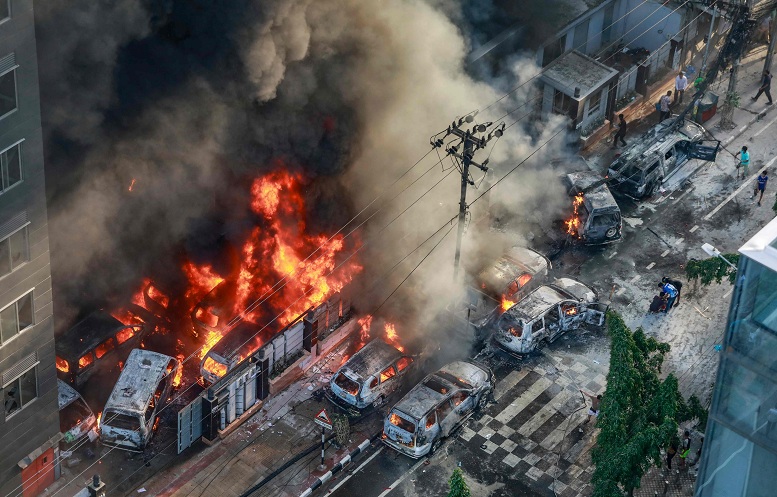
[384,322,404,352]
[565,193,585,235]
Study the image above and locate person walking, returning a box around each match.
[659,90,672,122]
[612,113,627,147]
[658,281,678,312]
[752,70,773,105]
[674,71,688,104]
[735,146,750,180]
[661,276,683,306]
[679,430,692,469]
[580,390,601,425]
[666,437,679,470]
[754,170,768,206]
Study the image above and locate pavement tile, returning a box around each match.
[497,424,515,438]
[458,426,477,442]
[502,453,521,468]
[549,480,567,494]
[489,432,506,445]
[526,466,545,481]
[500,438,517,452]
[524,452,542,465]
[535,458,551,472]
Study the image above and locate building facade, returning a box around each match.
[694,219,777,496]
[0,1,61,497]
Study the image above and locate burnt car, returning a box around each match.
[327,339,416,413]
[99,349,180,452]
[565,171,622,244]
[56,312,147,388]
[383,361,494,458]
[493,277,606,355]
[467,246,551,328]
[58,380,97,446]
[607,119,719,199]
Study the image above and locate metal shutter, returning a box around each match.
[2,352,38,387]
[0,211,28,241]
[0,52,17,75]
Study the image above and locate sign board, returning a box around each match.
[314,408,332,430]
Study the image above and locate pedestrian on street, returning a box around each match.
[612,113,627,147]
[649,292,668,313]
[752,70,773,105]
[659,91,672,122]
[679,430,692,469]
[661,276,683,306]
[658,281,678,312]
[580,390,601,425]
[754,170,768,206]
[735,146,750,180]
[666,437,679,470]
[674,71,688,104]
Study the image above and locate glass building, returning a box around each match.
[694,218,777,496]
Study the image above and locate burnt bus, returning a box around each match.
[56,312,148,388]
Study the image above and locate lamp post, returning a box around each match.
[701,243,737,270]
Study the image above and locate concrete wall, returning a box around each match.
[620,0,682,51]
[0,1,60,495]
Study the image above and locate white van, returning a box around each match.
[99,349,180,452]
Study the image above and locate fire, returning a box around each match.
[384,322,404,353]
[565,193,585,235]
[183,262,224,302]
[111,309,144,326]
[115,327,136,345]
[202,357,228,378]
[128,178,136,191]
[565,307,578,316]
[147,284,170,308]
[96,412,102,430]
[173,354,184,387]
[78,354,93,369]
[501,296,516,312]
[389,413,403,426]
[56,357,69,373]
[199,331,223,360]
[358,315,372,343]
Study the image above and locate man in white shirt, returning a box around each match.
[674,71,688,104]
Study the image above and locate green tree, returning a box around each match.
[685,254,739,287]
[447,468,471,497]
[591,312,695,497]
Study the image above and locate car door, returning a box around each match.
[688,140,720,162]
[558,302,585,333]
[451,390,475,418]
[436,397,457,437]
[584,302,608,327]
[378,364,398,397]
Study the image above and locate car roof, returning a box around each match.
[504,278,596,321]
[609,119,705,172]
[56,311,142,360]
[104,349,175,414]
[57,379,82,410]
[566,172,618,210]
[339,339,402,380]
[477,247,549,296]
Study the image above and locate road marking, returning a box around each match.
[646,262,656,270]
[723,287,734,299]
[703,166,771,221]
[494,377,553,424]
[674,238,684,245]
[616,287,626,296]
[671,188,694,205]
[753,113,777,137]
[660,250,670,257]
[376,457,426,497]
[607,251,618,259]
[690,225,699,233]
[630,275,640,284]
[327,446,384,493]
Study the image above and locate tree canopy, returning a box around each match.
[447,468,471,497]
[685,253,739,287]
[591,311,704,497]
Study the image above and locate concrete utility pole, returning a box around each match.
[431,113,505,280]
[721,0,755,129]
[764,10,777,72]
[701,5,718,76]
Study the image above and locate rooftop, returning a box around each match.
[540,50,619,100]
[741,216,777,270]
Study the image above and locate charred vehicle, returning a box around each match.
[100,349,180,452]
[56,312,148,388]
[58,380,97,446]
[493,277,606,355]
[565,172,621,244]
[327,339,416,413]
[383,361,494,458]
[467,247,551,328]
[607,120,719,199]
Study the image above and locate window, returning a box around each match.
[94,338,116,359]
[451,391,469,407]
[601,4,615,44]
[532,318,544,333]
[665,148,674,160]
[573,19,590,54]
[1,142,22,193]
[396,356,413,372]
[0,291,33,345]
[436,400,453,422]
[379,365,396,383]
[0,1,9,23]
[425,412,436,429]
[0,67,16,119]
[553,89,575,119]
[0,226,29,277]
[587,90,602,118]
[542,34,567,67]
[3,367,37,417]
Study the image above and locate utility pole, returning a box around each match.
[721,0,754,129]
[764,9,777,72]
[431,113,505,280]
[700,5,718,76]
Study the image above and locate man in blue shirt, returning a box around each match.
[658,282,678,312]
[754,170,768,206]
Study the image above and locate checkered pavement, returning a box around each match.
[459,355,608,497]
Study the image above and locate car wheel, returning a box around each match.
[372,395,385,409]
[605,227,618,239]
[429,437,442,455]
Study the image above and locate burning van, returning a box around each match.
[99,349,180,452]
[56,312,148,388]
[468,246,551,327]
[492,277,606,355]
[564,172,622,244]
[58,380,97,446]
[327,339,416,413]
[383,361,494,458]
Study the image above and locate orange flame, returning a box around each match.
[358,315,372,343]
[96,412,102,430]
[128,178,136,191]
[384,322,404,353]
[115,327,136,345]
[501,296,516,312]
[173,355,184,387]
[56,357,69,373]
[202,356,228,378]
[565,193,585,235]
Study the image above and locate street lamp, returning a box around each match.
[701,243,737,270]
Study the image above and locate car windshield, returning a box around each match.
[498,313,524,334]
[334,372,360,396]
[423,377,451,395]
[388,411,417,434]
[104,411,141,431]
[59,399,92,433]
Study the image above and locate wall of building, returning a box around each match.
[620,0,682,51]
[0,1,60,496]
